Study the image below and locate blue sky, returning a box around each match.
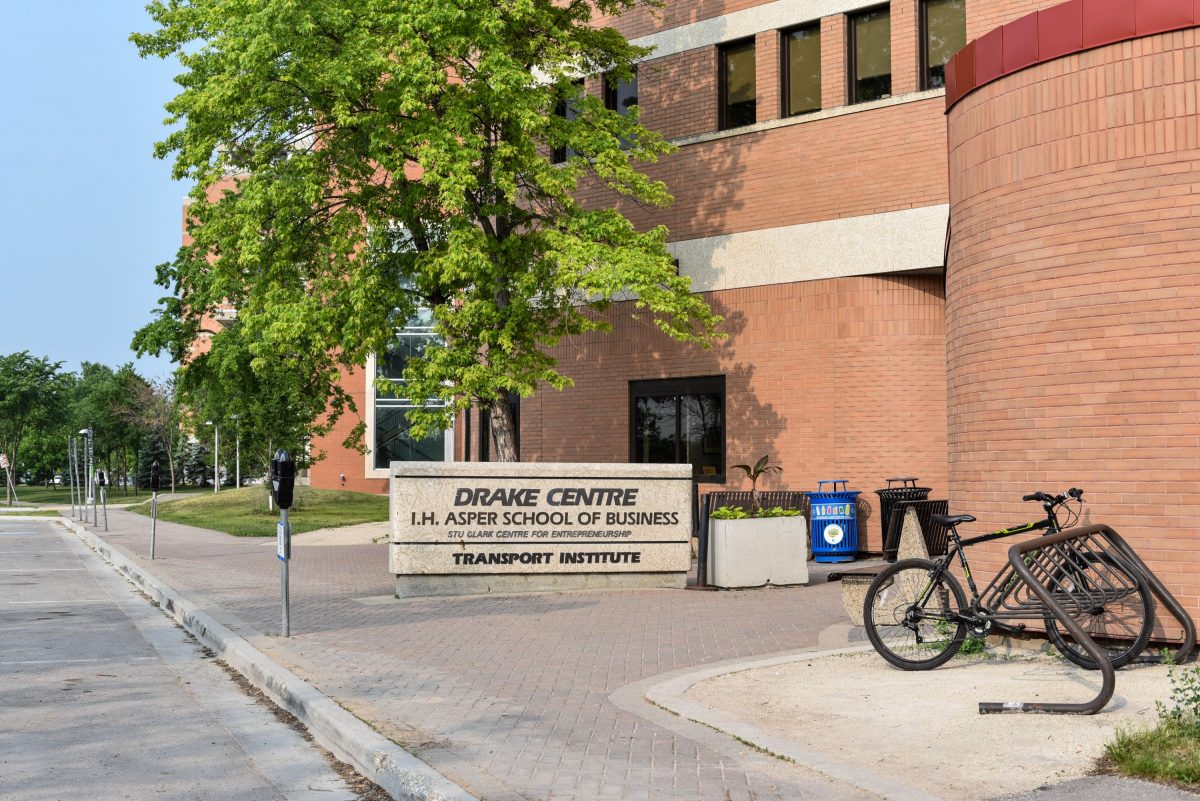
[0,3,187,381]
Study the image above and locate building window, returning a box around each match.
[552,79,584,163]
[604,69,638,115]
[373,309,450,468]
[631,376,725,481]
[848,6,891,104]
[718,39,756,130]
[921,0,965,90]
[781,24,821,117]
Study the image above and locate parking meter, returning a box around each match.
[271,449,296,637]
[150,461,161,492]
[271,450,295,510]
[95,470,108,531]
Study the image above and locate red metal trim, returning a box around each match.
[1003,13,1041,72]
[946,0,1199,113]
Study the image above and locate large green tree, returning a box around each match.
[0,353,67,504]
[131,0,720,462]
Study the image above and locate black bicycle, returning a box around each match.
[863,489,1155,671]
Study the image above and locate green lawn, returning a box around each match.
[8,485,203,507]
[125,485,388,537]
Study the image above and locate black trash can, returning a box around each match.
[875,477,931,561]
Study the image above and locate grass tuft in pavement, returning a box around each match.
[125,486,387,537]
[1104,661,1200,789]
[1105,721,1200,785]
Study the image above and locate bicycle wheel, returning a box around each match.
[1043,552,1155,670]
[864,558,968,670]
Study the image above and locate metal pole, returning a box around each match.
[280,507,290,637]
[73,439,83,521]
[68,437,76,517]
[150,492,158,559]
[235,429,240,489]
[214,425,220,493]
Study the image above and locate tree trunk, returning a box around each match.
[489,403,519,462]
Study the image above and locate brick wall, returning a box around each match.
[577,94,949,243]
[309,367,387,495]
[946,28,1200,630]
[520,272,950,553]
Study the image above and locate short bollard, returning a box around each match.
[149,460,161,559]
[271,450,296,637]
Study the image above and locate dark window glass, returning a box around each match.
[922,0,965,90]
[552,80,584,163]
[604,69,638,115]
[719,40,756,130]
[849,6,891,104]
[631,377,725,481]
[782,24,821,116]
[374,406,447,466]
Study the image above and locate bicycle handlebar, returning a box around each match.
[1022,488,1084,504]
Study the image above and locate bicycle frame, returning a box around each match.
[918,517,1063,624]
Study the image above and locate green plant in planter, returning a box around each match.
[731,455,783,516]
[711,505,800,520]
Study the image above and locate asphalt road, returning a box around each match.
[0,516,362,801]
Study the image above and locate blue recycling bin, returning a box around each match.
[807,480,861,563]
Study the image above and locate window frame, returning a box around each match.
[365,349,455,477]
[779,22,822,118]
[717,38,757,131]
[846,4,892,105]
[552,78,585,164]
[918,0,964,91]
[629,375,727,483]
[603,68,638,116]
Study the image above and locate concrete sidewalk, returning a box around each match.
[56,508,854,801]
[50,509,1192,801]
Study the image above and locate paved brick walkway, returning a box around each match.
[61,508,850,801]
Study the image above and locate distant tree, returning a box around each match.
[181,438,211,488]
[0,352,67,504]
[132,0,721,463]
[120,378,183,493]
[178,320,334,473]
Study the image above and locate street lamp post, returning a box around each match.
[206,421,220,493]
[78,428,93,524]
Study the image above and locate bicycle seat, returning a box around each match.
[931,514,976,528]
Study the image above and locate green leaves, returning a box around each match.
[132,0,722,457]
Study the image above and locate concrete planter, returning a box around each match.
[707,516,809,589]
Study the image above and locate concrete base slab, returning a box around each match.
[395,571,687,598]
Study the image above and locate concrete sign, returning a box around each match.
[390,462,693,597]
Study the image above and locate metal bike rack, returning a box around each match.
[980,524,1196,715]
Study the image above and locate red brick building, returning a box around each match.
[299,0,1200,623]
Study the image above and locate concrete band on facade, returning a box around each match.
[946,23,1200,627]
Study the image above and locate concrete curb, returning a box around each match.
[643,644,945,801]
[57,516,478,801]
